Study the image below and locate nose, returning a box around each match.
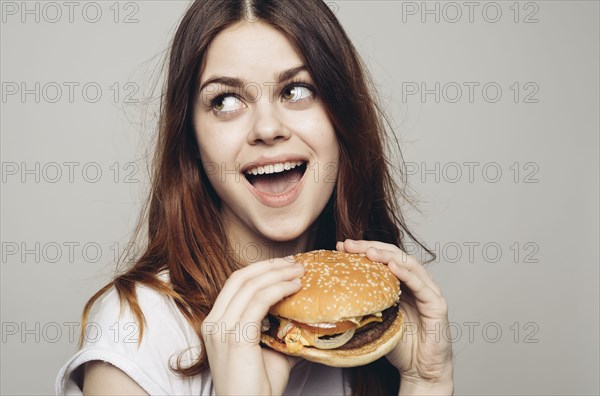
[247,100,291,145]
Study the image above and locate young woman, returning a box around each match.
[56,0,453,394]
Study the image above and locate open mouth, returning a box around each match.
[244,161,308,195]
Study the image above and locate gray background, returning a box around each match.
[1,0,598,394]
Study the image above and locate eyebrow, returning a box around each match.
[199,65,307,93]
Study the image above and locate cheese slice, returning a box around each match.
[357,315,383,328]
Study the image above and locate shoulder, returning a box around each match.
[85,271,202,367]
[96,273,190,332]
[55,272,206,395]
[86,272,196,349]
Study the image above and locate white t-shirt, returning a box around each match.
[55,274,350,395]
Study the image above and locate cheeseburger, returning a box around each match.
[261,249,404,367]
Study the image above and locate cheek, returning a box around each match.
[198,138,220,165]
[291,110,339,157]
[295,115,340,186]
[195,128,241,191]
[197,139,219,179]
[196,121,242,164]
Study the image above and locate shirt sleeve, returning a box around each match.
[55,282,206,395]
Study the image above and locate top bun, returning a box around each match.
[269,249,400,323]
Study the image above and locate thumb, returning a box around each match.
[262,348,297,394]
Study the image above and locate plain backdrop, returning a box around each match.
[1,1,598,394]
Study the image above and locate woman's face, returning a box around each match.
[193,21,339,245]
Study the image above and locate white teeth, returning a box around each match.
[245,161,305,176]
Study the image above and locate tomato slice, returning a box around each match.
[292,320,357,336]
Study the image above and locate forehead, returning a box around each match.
[201,21,305,80]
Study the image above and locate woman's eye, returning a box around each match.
[282,85,314,102]
[212,95,244,113]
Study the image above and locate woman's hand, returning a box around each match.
[201,257,304,395]
[337,239,454,395]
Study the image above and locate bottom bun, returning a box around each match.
[261,310,404,368]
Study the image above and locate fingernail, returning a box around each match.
[292,278,302,285]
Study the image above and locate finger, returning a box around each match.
[339,239,403,255]
[390,258,442,298]
[338,240,443,297]
[211,281,302,346]
[208,258,299,320]
[262,348,295,395]
[237,280,305,327]
[204,277,303,345]
[388,261,445,315]
[218,263,304,323]
[365,247,442,296]
[262,348,301,374]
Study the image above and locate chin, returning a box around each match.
[253,217,313,244]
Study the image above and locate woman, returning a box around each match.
[55,0,453,394]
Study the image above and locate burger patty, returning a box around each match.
[264,304,399,351]
[337,304,398,350]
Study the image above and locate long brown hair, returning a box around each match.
[79,1,433,394]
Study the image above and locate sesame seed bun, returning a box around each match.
[262,249,404,367]
[270,250,400,322]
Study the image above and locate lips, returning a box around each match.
[245,162,307,195]
[242,157,309,207]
